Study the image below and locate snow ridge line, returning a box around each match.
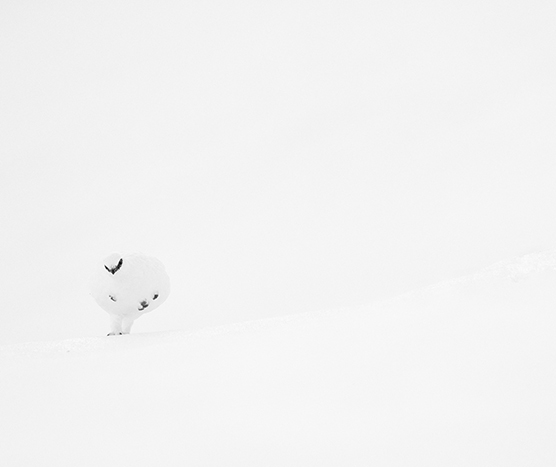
[3,249,555,357]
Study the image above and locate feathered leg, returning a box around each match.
[107,314,123,336]
[122,316,135,335]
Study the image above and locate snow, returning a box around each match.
[1,252,555,466]
[0,1,555,462]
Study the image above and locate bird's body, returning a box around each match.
[90,253,170,335]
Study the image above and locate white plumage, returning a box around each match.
[89,253,170,336]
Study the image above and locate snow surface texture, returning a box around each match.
[89,253,170,335]
[1,251,555,466]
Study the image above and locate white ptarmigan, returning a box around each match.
[89,253,170,336]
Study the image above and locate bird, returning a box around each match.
[89,253,170,336]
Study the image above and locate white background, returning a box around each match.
[1,0,555,343]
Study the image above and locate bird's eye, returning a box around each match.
[153,293,159,300]
[109,295,117,302]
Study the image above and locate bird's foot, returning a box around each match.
[107,332,123,336]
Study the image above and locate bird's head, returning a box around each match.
[103,253,123,275]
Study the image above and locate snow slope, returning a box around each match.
[1,252,555,466]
